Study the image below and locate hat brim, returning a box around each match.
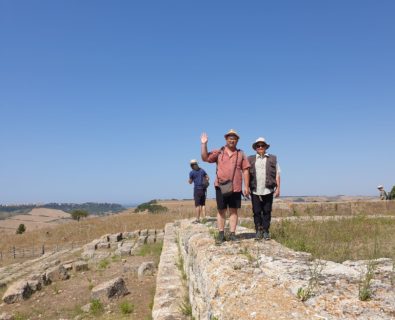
[252,142,270,150]
[224,133,240,139]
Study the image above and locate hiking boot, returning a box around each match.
[228,232,240,242]
[255,229,263,241]
[192,219,200,224]
[215,231,225,245]
[263,231,271,241]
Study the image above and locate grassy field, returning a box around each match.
[242,215,395,262]
[1,199,395,266]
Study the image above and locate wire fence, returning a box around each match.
[0,241,86,261]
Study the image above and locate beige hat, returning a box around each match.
[190,159,198,165]
[252,137,270,150]
[377,185,384,189]
[224,129,240,139]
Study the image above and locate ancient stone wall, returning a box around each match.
[154,218,395,320]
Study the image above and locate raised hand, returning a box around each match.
[201,132,208,144]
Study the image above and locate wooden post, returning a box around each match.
[41,244,45,255]
[13,246,16,259]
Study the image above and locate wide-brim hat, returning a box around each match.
[252,137,270,150]
[224,129,240,139]
[190,159,198,165]
[377,185,383,189]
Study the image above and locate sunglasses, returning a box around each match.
[256,144,266,148]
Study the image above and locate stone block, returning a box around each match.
[73,261,89,272]
[146,235,155,244]
[2,280,32,304]
[97,242,110,249]
[45,265,69,282]
[91,277,129,301]
[63,263,73,271]
[26,280,41,292]
[138,261,155,279]
[109,233,122,242]
[81,250,95,260]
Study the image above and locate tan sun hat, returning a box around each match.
[190,159,198,165]
[224,129,240,139]
[252,137,270,150]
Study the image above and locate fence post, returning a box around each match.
[32,245,35,257]
[0,251,2,260]
[41,245,45,255]
[13,246,16,259]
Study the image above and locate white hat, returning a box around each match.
[190,159,198,165]
[252,137,270,150]
[377,185,383,189]
[224,129,240,139]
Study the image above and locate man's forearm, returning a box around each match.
[201,143,208,161]
[243,169,250,187]
[276,175,281,190]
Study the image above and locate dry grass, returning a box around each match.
[241,215,395,262]
[2,199,394,266]
[0,208,184,266]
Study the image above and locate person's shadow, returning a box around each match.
[238,232,256,240]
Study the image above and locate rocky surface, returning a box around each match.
[154,218,395,320]
[1,228,163,307]
[152,223,188,320]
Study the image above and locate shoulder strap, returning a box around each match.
[216,148,239,183]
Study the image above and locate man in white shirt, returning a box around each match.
[248,137,281,240]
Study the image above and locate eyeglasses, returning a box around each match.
[256,144,266,148]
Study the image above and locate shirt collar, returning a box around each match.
[256,153,269,159]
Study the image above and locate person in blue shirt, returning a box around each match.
[188,159,210,223]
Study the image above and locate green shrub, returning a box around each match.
[138,242,163,257]
[97,258,110,270]
[120,301,134,314]
[90,299,104,316]
[134,200,168,213]
[70,209,89,221]
[16,223,26,234]
[390,185,395,200]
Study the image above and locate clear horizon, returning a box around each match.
[1,1,394,204]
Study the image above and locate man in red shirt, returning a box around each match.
[201,129,250,243]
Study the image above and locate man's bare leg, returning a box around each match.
[217,209,226,231]
[195,206,200,222]
[202,205,206,218]
[228,208,238,233]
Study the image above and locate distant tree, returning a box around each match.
[70,209,89,221]
[390,185,395,200]
[16,223,26,234]
[134,200,168,213]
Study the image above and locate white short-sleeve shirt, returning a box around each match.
[253,154,281,196]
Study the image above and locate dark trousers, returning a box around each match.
[251,193,274,231]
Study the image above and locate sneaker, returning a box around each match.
[255,229,263,241]
[215,231,225,245]
[263,231,271,241]
[192,219,200,224]
[228,232,240,242]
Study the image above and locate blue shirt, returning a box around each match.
[189,168,207,190]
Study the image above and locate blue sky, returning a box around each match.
[1,1,394,204]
